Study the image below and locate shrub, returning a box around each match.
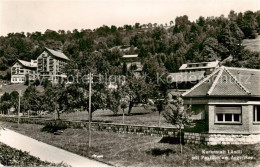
[184,120,207,133]
[41,122,68,133]
[146,148,176,156]
[0,143,70,166]
[159,136,184,144]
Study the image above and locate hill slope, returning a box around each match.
[243,35,260,52]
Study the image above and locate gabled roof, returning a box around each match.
[45,47,69,60]
[182,66,259,97]
[168,71,205,83]
[17,59,37,68]
[179,60,219,70]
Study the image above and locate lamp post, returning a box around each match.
[88,72,93,148]
[18,90,21,128]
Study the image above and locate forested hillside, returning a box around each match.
[1,10,260,79]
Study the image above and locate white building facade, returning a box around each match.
[11,60,37,83]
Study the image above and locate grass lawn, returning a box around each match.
[0,83,44,95]
[242,35,260,52]
[41,106,173,127]
[2,121,260,167]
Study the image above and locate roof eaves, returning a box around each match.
[225,66,260,72]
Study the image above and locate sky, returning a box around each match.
[0,0,259,36]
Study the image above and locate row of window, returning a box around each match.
[182,68,214,73]
[12,78,24,82]
[188,63,207,68]
[215,105,260,123]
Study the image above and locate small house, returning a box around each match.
[182,66,260,137]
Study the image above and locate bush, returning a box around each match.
[159,136,184,144]
[184,120,207,133]
[0,143,69,166]
[41,122,68,133]
[146,148,176,156]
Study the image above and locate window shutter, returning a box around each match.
[215,106,241,114]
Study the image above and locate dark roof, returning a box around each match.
[182,66,260,97]
[45,47,69,60]
[168,71,205,83]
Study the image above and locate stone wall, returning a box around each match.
[184,132,260,145]
[0,116,178,137]
[2,116,259,145]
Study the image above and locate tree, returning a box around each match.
[241,11,258,38]
[155,99,167,127]
[170,20,174,26]
[106,89,121,115]
[10,91,19,113]
[0,93,11,115]
[0,92,19,115]
[153,77,169,127]
[42,84,67,119]
[0,101,11,115]
[122,62,127,75]
[143,55,167,82]
[76,80,107,122]
[134,23,141,29]
[123,76,153,114]
[22,86,42,116]
[163,96,193,153]
[120,100,128,124]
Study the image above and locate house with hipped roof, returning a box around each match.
[11,59,37,83]
[182,66,260,135]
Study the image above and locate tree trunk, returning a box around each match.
[57,110,60,120]
[89,108,94,122]
[158,111,161,127]
[180,128,182,154]
[128,101,134,115]
[123,109,125,124]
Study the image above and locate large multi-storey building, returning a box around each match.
[11,59,37,83]
[11,47,69,84]
[37,47,69,82]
